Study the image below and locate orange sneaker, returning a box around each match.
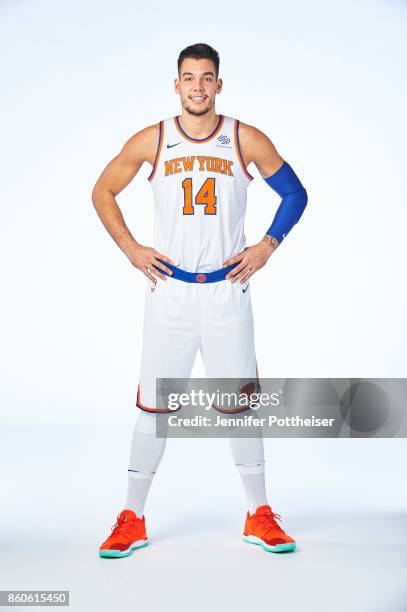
[243,505,296,553]
[99,509,148,558]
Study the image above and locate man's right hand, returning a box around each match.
[125,242,174,282]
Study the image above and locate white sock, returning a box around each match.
[125,471,154,518]
[235,462,268,514]
[229,434,269,514]
[125,410,167,517]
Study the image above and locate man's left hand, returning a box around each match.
[223,236,279,283]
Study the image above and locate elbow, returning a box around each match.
[299,186,308,214]
[91,184,99,208]
[91,184,111,211]
[294,187,308,225]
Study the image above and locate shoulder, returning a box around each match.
[237,121,284,178]
[114,122,161,163]
[238,121,273,149]
[119,122,161,164]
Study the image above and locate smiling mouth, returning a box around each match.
[190,96,207,102]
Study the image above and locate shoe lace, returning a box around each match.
[256,509,286,538]
[110,513,136,537]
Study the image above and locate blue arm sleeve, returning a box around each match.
[264,161,308,243]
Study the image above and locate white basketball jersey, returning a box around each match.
[147,114,254,273]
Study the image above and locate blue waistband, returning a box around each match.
[153,259,239,283]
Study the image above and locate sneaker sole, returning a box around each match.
[99,539,149,558]
[243,534,296,553]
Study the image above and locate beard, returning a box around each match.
[181,96,215,116]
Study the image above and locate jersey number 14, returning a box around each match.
[182,178,217,215]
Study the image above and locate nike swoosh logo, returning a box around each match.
[167,142,182,148]
[242,285,249,293]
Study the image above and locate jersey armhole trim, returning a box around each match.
[147,121,164,182]
[234,119,254,181]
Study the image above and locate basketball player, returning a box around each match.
[92,43,307,558]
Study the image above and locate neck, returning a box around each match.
[178,110,220,139]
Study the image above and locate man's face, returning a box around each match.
[174,58,222,116]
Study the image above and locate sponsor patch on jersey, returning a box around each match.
[218,134,230,145]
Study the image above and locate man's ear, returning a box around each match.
[174,78,180,94]
[216,78,223,93]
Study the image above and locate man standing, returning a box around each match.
[92,43,307,558]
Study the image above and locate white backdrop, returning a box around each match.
[1,1,406,611]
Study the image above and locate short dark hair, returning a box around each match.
[177,43,220,78]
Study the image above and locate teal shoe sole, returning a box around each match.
[99,540,149,558]
[243,534,296,553]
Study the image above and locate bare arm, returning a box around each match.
[91,124,174,282]
[240,122,284,251]
[223,123,284,282]
[239,122,285,179]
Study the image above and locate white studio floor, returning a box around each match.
[1,423,407,612]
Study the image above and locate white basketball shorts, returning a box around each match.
[136,275,260,413]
